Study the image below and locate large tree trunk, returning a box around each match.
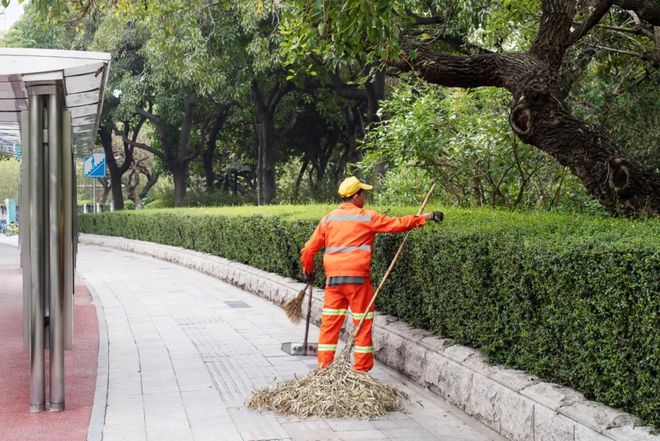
[251,80,292,205]
[394,31,660,215]
[126,99,198,208]
[172,162,187,207]
[202,110,229,192]
[335,105,364,182]
[109,169,125,209]
[260,112,277,204]
[97,178,111,205]
[99,124,129,210]
[101,117,146,210]
[124,168,141,208]
[203,148,216,192]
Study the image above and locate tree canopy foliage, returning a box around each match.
[2,0,658,214]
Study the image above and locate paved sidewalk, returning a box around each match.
[0,233,19,247]
[78,244,504,441]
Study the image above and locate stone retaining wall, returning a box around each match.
[79,234,658,441]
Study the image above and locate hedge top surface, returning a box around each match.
[102,205,660,245]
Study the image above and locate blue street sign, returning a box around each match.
[83,153,106,178]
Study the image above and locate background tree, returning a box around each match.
[278,0,660,215]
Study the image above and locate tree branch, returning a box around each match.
[600,24,655,39]
[614,0,660,26]
[559,46,598,100]
[119,135,165,160]
[589,43,645,57]
[393,41,540,92]
[329,70,368,101]
[136,104,172,161]
[118,121,134,175]
[135,106,160,124]
[131,115,146,144]
[266,81,293,113]
[531,0,578,70]
[569,0,615,45]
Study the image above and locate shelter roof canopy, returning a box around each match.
[0,48,111,158]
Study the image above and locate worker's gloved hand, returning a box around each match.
[306,273,315,284]
[431,211,444,222]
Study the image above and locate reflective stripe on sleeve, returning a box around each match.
[317,344,337,352]
[354,346,373,354]
[351,311,374,320]
[325,244,371,254]
[322,308,348,316]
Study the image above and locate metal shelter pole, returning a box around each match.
[20,111,30,353]
[28,92,46,412]
[48,89,65,411]
[63,111,74,350]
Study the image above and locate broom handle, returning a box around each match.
[348,183,436,348]
[302,282,313,355]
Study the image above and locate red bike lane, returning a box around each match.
[0,245,99,441]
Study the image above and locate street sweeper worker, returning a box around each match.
[301,176,443,372]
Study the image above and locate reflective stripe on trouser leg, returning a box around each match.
[318,287,349,368]
[348,280,375,372]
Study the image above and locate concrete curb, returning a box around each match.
[79,234,658,441]
[84,276,109,441]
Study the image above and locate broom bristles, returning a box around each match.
[283,288,306,324]
[248,356,407,418]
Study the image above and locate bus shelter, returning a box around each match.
[0,48,110,412]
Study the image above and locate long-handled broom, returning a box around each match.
[249,184,436,419]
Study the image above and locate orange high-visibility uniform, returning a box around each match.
[301,202,426,371]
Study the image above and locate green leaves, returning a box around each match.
[278,0,401,73]
[358,76,592,210]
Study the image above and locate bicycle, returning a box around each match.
[2,222,19,236]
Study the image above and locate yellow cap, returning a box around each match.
[337,176,373,198]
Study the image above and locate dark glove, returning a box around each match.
[431,211,444,222]
[306,273,315,284]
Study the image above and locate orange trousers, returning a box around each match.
[318,279,375,371]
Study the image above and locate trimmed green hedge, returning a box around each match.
[79,206,660,426]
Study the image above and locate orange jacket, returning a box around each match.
[301,202,427,277]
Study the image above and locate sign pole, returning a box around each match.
[93,179,96,214]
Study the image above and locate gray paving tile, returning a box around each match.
[337,430,388,440]
[228,407,290,440]
[383,426,438,440]
[191,423,243,441]
[325,418,377,431]
[280,420,341,440]
[103,423,147,441]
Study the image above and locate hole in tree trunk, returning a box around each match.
[510,104,532,137]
